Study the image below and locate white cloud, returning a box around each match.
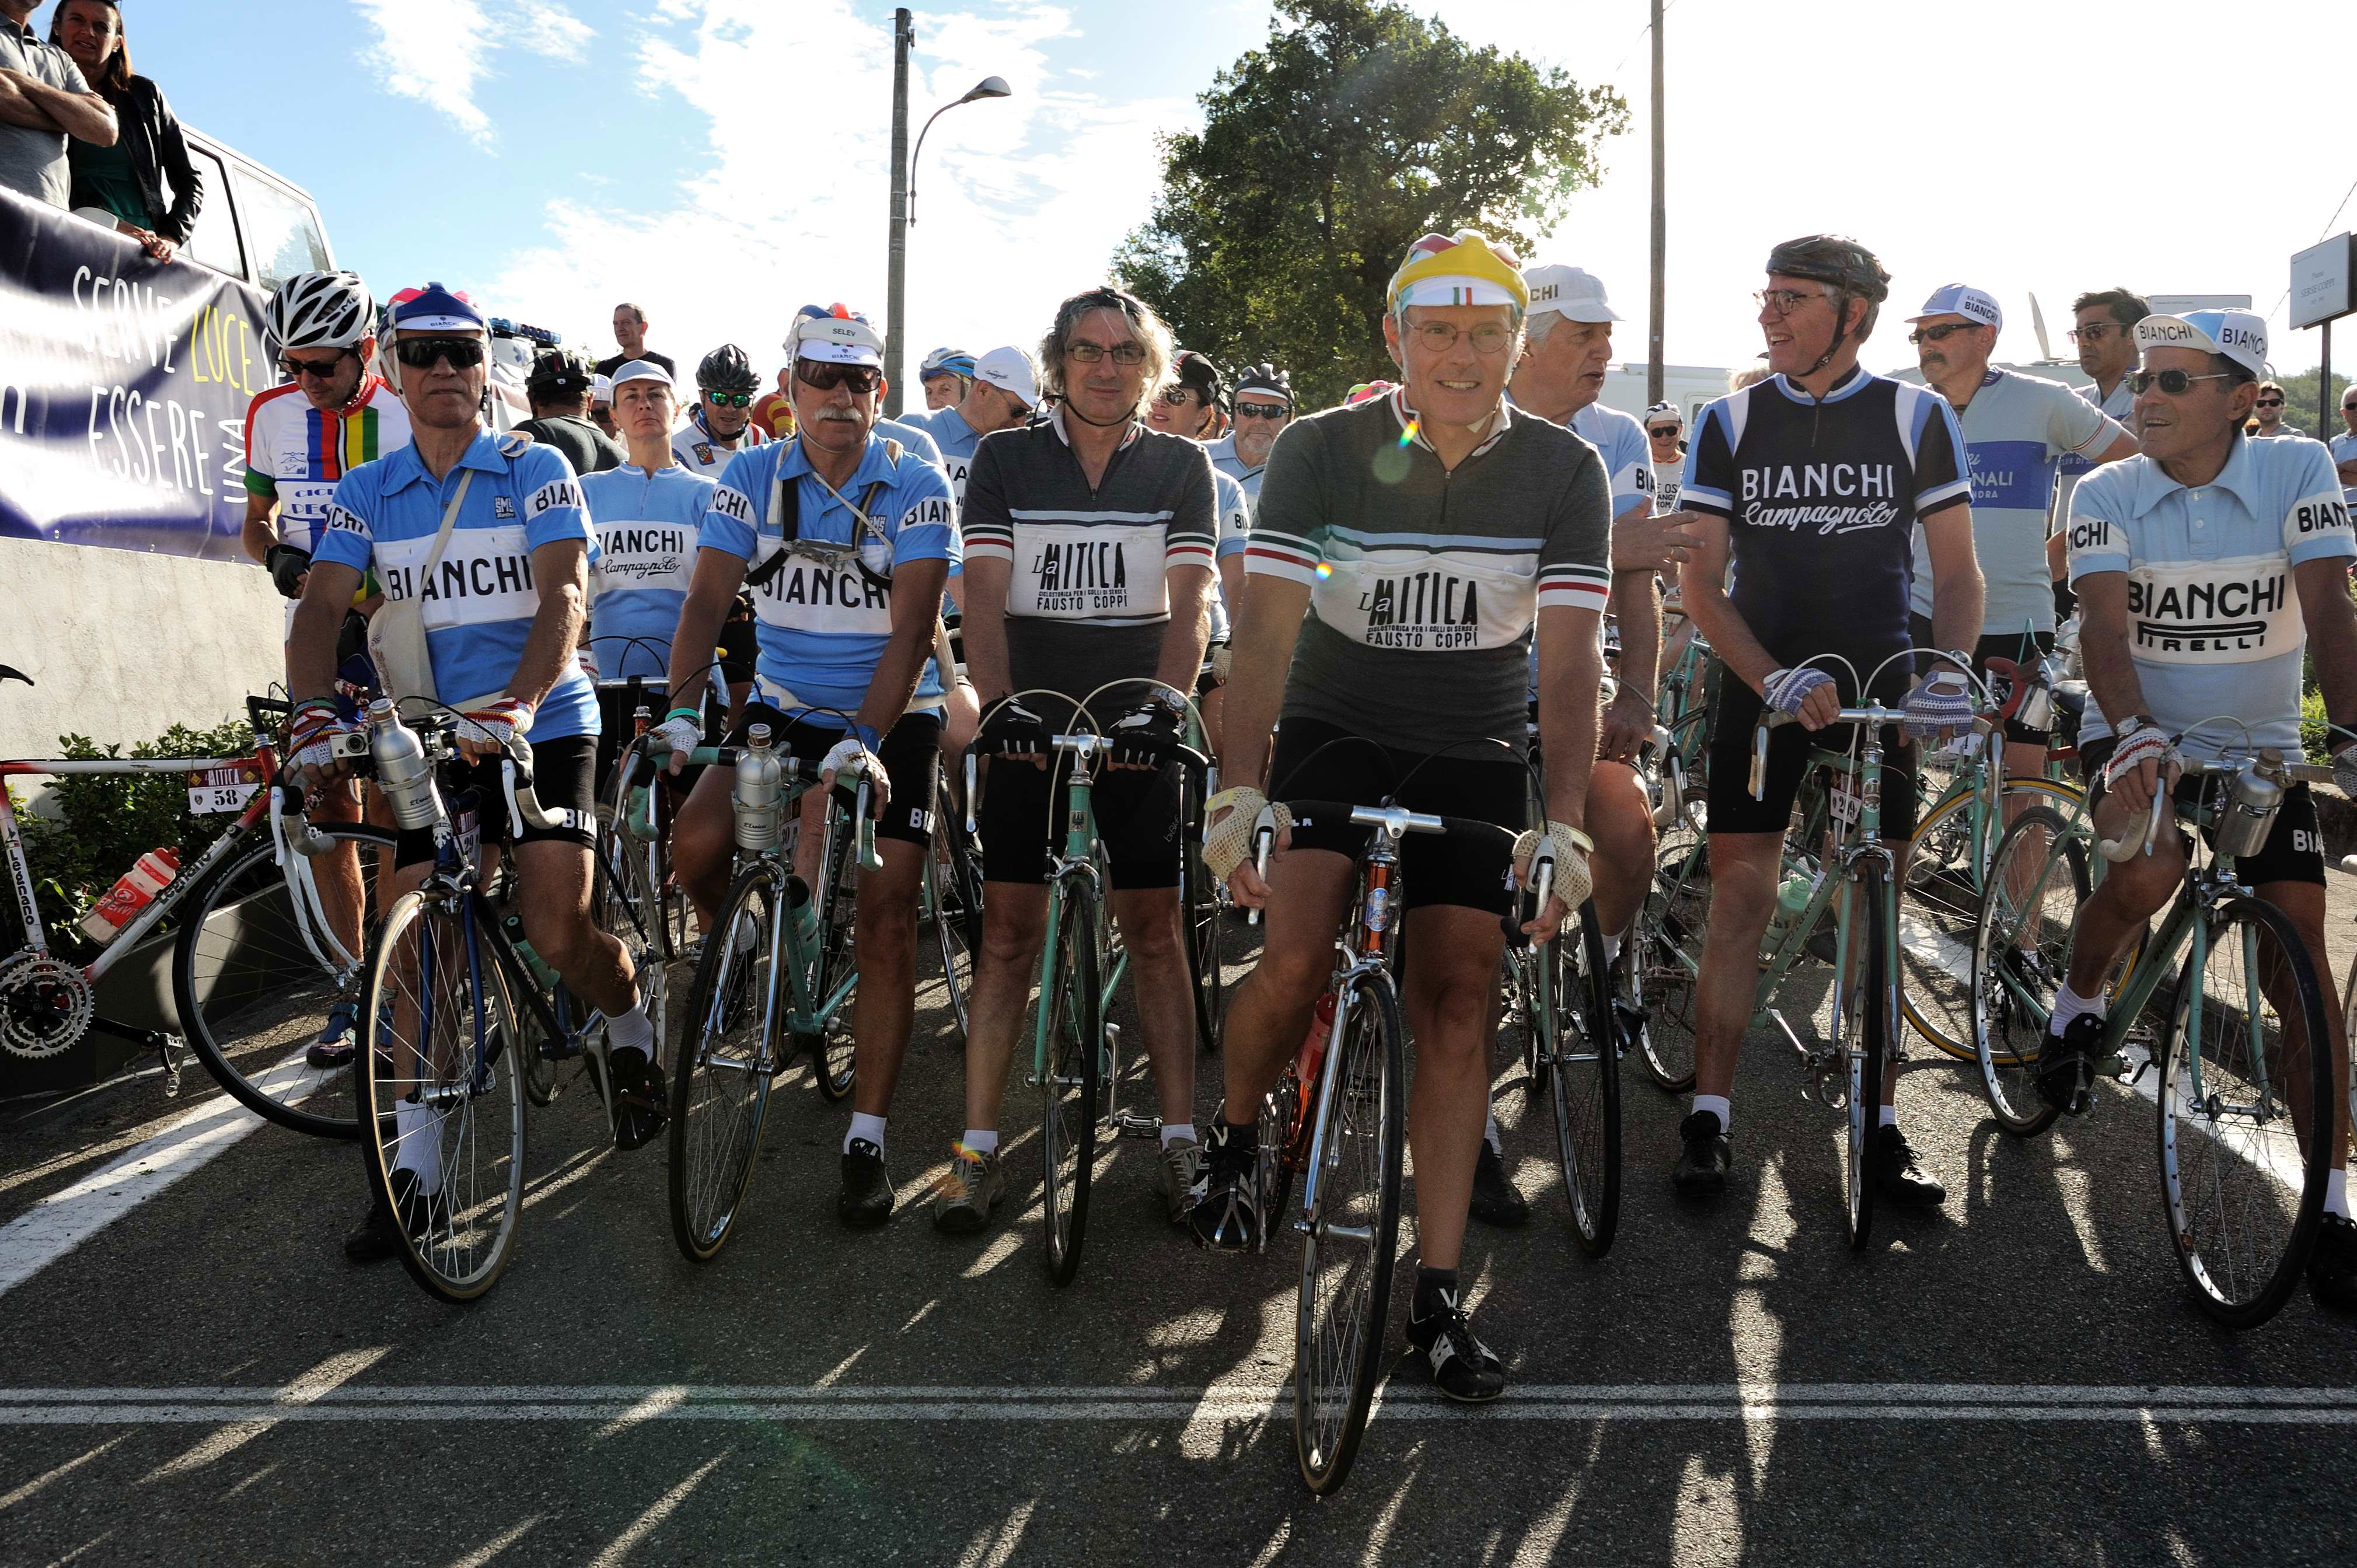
[483,1,1192,389]
[350,0,598,147]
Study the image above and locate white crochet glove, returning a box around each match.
[821,735,887,811]
[1204,785,1292,884]
[1511,820,1596,933]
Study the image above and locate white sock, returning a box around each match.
[1602,932,1623,967]
[960,1127,1000,1158]
[846,1112,886,1154]
[2328,1168,2351,1220]
[1483,1110,1503,1153]
[606,996,654,1058]
[393,1100,443,1189]
[1160,1122,1197,1150]
[1691,1093,1731,1134]
[2049,982,2105,1033]
[1879,1105,1898,1128]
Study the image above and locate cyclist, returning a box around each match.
[285,284,662,1262]
[652,303,958,1230]
[515,347,626,477]
[588,375,620,441]
[243,268,412,1070]
[946,284,1220,1235]
[1645,402,1685,514]
[2056,291,2148,566]
[1207,364,1291,508]
[1905,282,2135,788]
[2051,308,2357,1308]
[1670,235,1985,1207]
[906,344,1038,506]
[1146,348,1253,753]
[671,343,770,480]
[918,346,976,412]
[578,359,716,781]
[1196,231,1609,1402]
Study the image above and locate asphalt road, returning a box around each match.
[5,886,2357,1567]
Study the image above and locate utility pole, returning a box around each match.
[1647,0,1665,406]
[885,7,913,419]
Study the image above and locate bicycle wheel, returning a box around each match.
[1545,904,1622,1256]
[1970,805,2084,1137]
[1294,968,1406,1496]
[1181,765,1223,1056]
[174,822,396,1140]
[799,801,859,1102]
[2157,895,2332,1329]
[1832,870,1889,1252]
[668,861,782,1263]
[357,891,526,1302]
[1636,798,1708,1093]
[921,776,982,1045]
[1040,875,1103,1287]
[1899,778,2085,1061]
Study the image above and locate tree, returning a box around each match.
[1113,0,1628,410]
[2272,365,2351,439]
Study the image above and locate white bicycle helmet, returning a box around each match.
[264,270,375,354]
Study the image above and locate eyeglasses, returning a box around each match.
[1234,403,1290,421]
[1157,386,1200,407]
[1906,322,1984,345]
[1754,287,1825,317]
[1646,425,1681,438]
[280,351,349,382]
[2129,369,2236,396]
[2253,397,2283,408]
[2066,323,2118,344]
[1408,320,1515,355]
[797,361,883,394]
[705,391,753,408]
[392,337,486,371]
[1064,340,1148,365]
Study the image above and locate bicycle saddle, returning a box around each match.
[0,665,31,687]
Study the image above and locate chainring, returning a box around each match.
[1,950,95,1060]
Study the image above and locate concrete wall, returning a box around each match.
[0,537,282,762]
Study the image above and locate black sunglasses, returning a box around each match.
[2253,397,2283,408]
[1907,322,1985,345]
[797,360,882,394]
[392,336,487,371]
[281,350,350,382]
[2129,368,2235,396]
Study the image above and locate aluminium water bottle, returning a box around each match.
[732,723,783,852]
[367,698,438,830]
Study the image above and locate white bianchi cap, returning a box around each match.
[2133,309,2270,380]
[609,358,673,390]
[1521,263,1619,323]
[1906,282,2003,331]
[791,305,886,367]
[973,345,1039,408]
[589,373,614,404]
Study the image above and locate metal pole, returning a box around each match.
[885,7,913,420]
[2320,319,2332,442]
[1646,0,1665,406]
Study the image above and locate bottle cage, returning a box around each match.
[743,436,903,593]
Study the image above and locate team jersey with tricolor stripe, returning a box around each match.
[1245,388,1611,755]
[243,378,413,554]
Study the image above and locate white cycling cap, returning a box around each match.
[2133,309,2270,381]
[1521,263,1619,323]
[974,345,1039,408]
[608,359,673,390]
[1906,283,2002,331]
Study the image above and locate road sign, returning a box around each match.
[2148,293,2253,316]
[2290,235,2356,330]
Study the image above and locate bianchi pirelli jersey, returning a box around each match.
[2065,435,2353,760]
[669,410,768,480]
[1246,388,1610,756]
[579,463,715,680]
[243,378,413,556]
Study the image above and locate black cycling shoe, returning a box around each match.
[838,1138,895,1228]
[305,1001,359,1071]
[1468,1139,1530,1227]
[1868,1124,1947,1207]
[347,1169,442,1263]
[2037,1013,2108,1115]
[2309,1211,2357,1312]
[1671,1109,1730,1195]
[1188,1120,1259,1251]
[1406,1288,1506,1403]
[606,1046,669,1151]
[343,1200,399,1264]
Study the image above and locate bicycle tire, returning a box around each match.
[1970,805,2083,1137]
[1636,804,1707,1094]
[668,861,783,1263]
[1899,778,2085,1061]
[2157,895,2332,1330]
[1294,967,1405,1496]
[1040,874,1102,1287]
[1836,871,1888,1252]
[173,821,396,1140]
[1181,763,1223,1056]
[800,795,859,1102]
[923,775,983,1045]
[1546,903,1622,1256]
[357,890,526,1302]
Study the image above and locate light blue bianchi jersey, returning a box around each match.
[580,462,715,680]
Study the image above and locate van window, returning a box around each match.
[179,144,245,280]
[229,167,331,295]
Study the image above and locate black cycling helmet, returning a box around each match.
[525,347,596,398]
[1232,362,1294,407]
[1171,349,1224,407]
[696,343,761,395]
[1764,234,1889,375]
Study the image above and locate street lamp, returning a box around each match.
[911,76,1011,228]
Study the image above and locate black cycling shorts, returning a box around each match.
[1267,716,1525,917]
[1706,665,1921,842]
[728,705,942,850]
[2080,737,2325,888]
[1910,615,2057,745]
[980,745,1184,889]
[396,733,598,868]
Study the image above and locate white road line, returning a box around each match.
[0,1052,315,1296]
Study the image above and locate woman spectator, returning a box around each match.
[48,0,200,263]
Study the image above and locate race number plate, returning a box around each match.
[187,764,261,815]
[1830,776,1862,826]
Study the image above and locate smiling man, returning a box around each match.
[1206,363,1293,509]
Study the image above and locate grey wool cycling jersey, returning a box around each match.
[1245,387,1611,756]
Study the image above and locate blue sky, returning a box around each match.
[79,1,2357,389]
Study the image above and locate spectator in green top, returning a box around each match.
[50,0,199,263]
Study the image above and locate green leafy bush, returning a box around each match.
[11,717,257,952]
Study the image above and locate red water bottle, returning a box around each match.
[1294,991,1338,1084]
[79,847,180,947]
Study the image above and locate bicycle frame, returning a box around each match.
[1031,735,1132,1125]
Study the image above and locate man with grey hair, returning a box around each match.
[942,284,1219,1238]
[596,301,675,380]
[0,0,116,207]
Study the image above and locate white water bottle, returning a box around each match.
[79,848,180,947]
